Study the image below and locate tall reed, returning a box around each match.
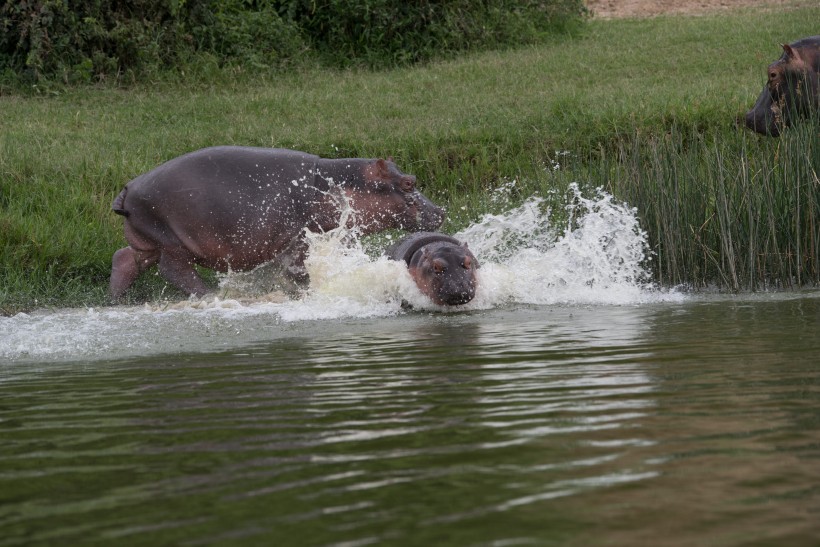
[604,121,819,290]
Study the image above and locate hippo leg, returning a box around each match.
[157,249,210,297]
[110,246,160,300]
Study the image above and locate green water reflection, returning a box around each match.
[1,296,819,545]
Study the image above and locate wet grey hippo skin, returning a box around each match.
[385,232,479,306]
[110,146,445,299]
[745,36,820,136]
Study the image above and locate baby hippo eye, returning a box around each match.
[432,259,446,274]
[462,256,472,269]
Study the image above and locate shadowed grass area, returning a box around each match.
[1,5,818,313]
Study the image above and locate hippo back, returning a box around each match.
[385,232,464,265]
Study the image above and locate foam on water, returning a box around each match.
[460,185,660,307]
[0,185,683,363]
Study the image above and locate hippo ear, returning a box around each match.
[462,248,479,269]
[781,44,797,60]
[375,158,391,178]
[365,159,393,190]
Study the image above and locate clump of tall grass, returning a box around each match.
[604,120,819,291]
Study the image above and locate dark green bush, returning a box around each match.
[0,0,189,83]
[0,0,584,85]
[279,0,586,67]
[0,0,307,84]
[188,0,307,69]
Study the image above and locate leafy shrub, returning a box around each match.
[0,1,187,83]
[188,0,307,69]
[0,0,585,85]
[279,0,587,67]
[0,0,306,84]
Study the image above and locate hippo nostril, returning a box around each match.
[443,291,473,306]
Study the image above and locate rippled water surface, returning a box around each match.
[2,189,819,545]
[2,296,819,546]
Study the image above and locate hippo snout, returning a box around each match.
[420,203,446,231]
[745,103,782,136]
[437,277,476,306]
[443,293,473,306]
[745,85,781,136]
[745,108,781,137]
[409,193,446,232]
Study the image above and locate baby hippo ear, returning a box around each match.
[461,243,479,269]
[432,258,447,274]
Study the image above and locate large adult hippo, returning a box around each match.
[745,35,820,136]
[385,232,478,306]
[110,146,445,299]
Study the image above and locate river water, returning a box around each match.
[1,189,818,545]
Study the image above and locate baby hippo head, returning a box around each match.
[408,242,479,306]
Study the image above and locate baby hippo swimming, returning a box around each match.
[385,232,479,306]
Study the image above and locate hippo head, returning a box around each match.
[346,159,445,234]
[746,39,820,136]
[409,242,478,306]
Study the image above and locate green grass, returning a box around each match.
[594,122,819,290]
[1,4,819,313]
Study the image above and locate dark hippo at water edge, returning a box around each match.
[110,146,445,299]
[385,232,479,306]
[745,36,820,136]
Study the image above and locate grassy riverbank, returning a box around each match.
[1,5,818,313]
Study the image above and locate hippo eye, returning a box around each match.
[373,179,393,193]
[432,259,446,274]
[463,256,472,269]
[399,176,415,192]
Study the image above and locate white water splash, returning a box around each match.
[0,185,683,363]
[460,185,657,307]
